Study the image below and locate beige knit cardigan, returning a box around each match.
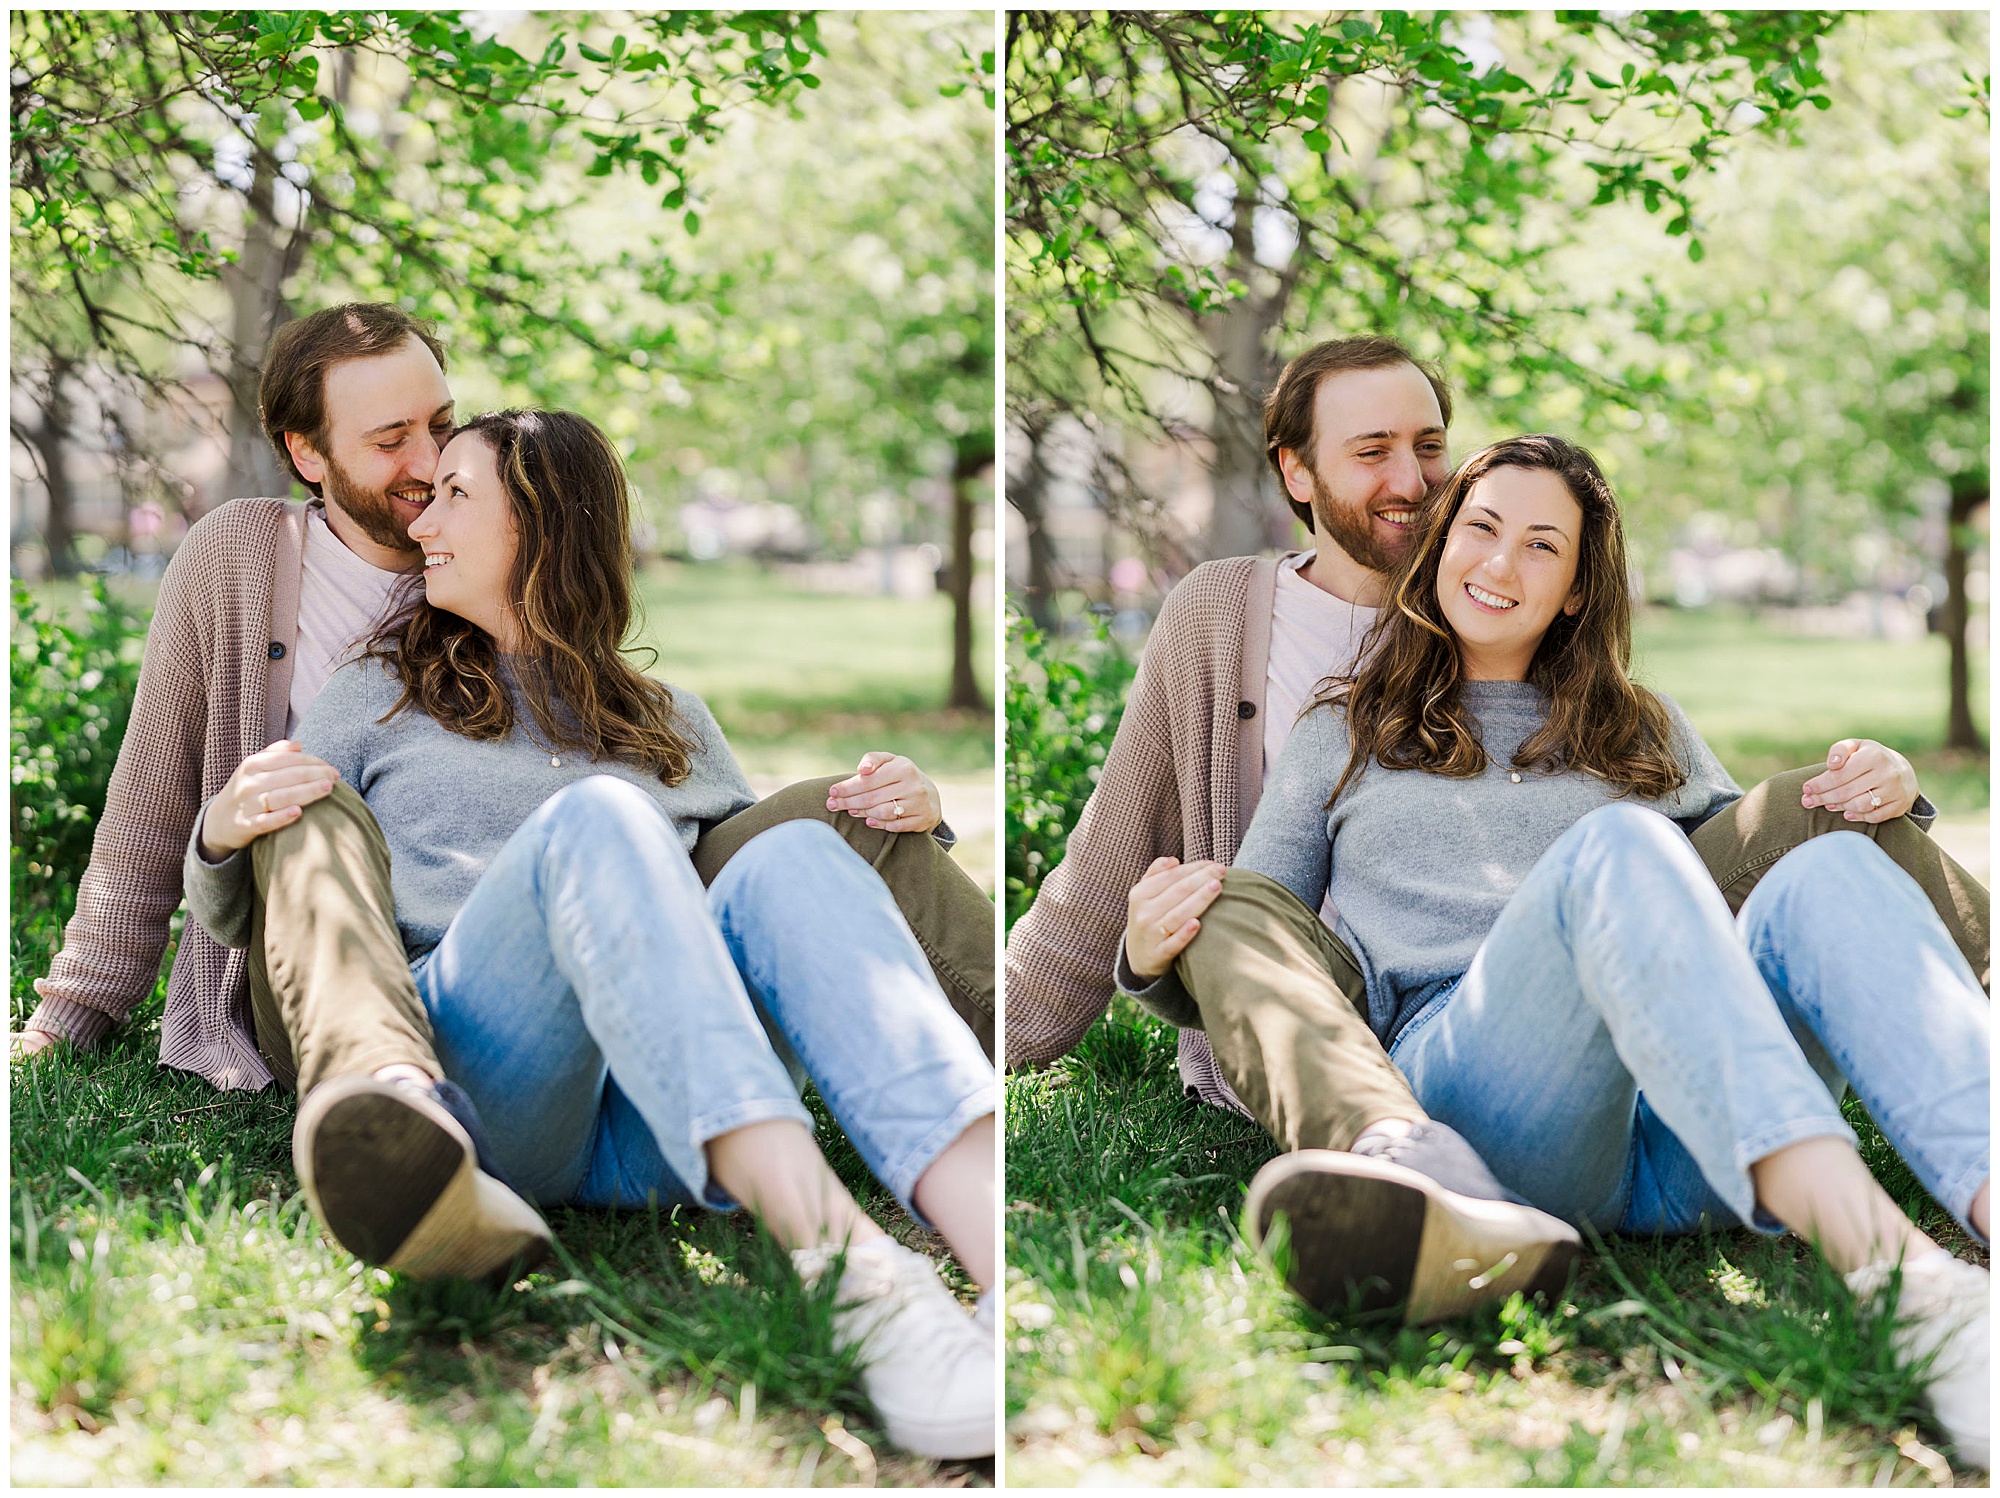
[1005,555,1285,1109]
[26,498,312,1090]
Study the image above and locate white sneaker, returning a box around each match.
[794,1238,995,1460]
[1847,1252,1989,1470]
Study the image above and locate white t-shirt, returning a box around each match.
[285,507,409,737]
[1262,550,1378,928]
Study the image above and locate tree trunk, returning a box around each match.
[947,439,991,711]
[1195,173,1292,563]
[1008,412,1058,630]
[1942,479,1986,752]
[21,358,80,578]
[223,157,295,501]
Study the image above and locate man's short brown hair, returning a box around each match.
[1263,335,1453,532]
[259,303,449,495]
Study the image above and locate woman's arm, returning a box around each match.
[1233,701,1343,913]
[181,663,371,950]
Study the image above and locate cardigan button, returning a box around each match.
[268,641,286,661]
[1237,700,1256,719]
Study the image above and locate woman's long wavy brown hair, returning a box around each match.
[1321,433,1685,808]
[364,409,698,785]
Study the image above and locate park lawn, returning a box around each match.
[1005,607,1990,1487]
[1004,1005,1987,1488]
[1632,606,1988,816]
[632,558,992,779]
[12,995,978,1487]
[11,566,994,1487]
[22,558,995,780]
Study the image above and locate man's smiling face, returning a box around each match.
[284,336,454,568]
[1281,362,1449,574]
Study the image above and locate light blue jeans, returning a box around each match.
[410,777,997,1219]
[1390,804,1990,1241]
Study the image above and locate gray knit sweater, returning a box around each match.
[1231,681,1744,1045]
[185,655,757,961]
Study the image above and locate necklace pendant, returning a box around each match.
[551,755,562,768]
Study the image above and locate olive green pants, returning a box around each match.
[247,776,995,1096]
[1178,766,1990,1155]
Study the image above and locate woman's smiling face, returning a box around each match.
[408,430,521,650]
[1435,464,1584,681]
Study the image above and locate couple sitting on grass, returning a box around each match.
[1007,336,1990,1467]
[16,304,998,1461]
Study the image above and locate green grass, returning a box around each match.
[1005,1003,1987,1487]
[23,559,995,780]
[12,972,983,1487]
[1007,606,1990,1486]
[1632,607,1988,816]
[632,559,992,778]
[12,564,993,1486]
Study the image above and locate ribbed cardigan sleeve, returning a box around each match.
[1003,559,1252,1068]
[26,531,218,1046]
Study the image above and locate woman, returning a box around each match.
[1179,435,1988,1464]
[185,410,997,1461]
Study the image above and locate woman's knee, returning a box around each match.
[1562,802,1691,870]
[726,817,853,880]
[534,776,687,868]
[544,774,663,828]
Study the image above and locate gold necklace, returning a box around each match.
[517,710,566,769]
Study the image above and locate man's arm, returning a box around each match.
[1004,624,1187,1069]
[22,556,214,1051]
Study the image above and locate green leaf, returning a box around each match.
[683,209,701,236]
[1302,128,1330,155]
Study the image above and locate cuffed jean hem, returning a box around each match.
[1730,1116,1859,1234]
[1941,1156,1993,1247]
[879,1086,998,1229]
[686,1096,819,1212]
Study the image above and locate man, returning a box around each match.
[18,302,995,1281]
[1005,334,1989,1322]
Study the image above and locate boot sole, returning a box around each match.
[1246,1149,1581,1325]
[294,1075,552,1281]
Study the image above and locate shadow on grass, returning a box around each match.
[1006,997,1986,1485]
[12,982,985,1486]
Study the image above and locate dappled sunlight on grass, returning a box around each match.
[1005,999,1989,1486]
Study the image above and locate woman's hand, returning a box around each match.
[1800,738,1920,823]
[198,741,341,859]
[1125,856,1224,981]
[826,751,942,834]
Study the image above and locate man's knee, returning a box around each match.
[252,779,386,888]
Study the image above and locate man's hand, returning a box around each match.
[1800,738,1920,823]
[198,740,340,859]
[1125,856,1224,981]
[11,1030,60,1062]
[826,751,942,834]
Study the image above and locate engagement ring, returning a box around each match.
[1870,794,1882,810]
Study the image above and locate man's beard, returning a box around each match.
[322,452,422,557]
[1309,464,1405,575]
